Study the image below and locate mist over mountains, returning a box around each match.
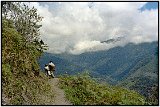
[39,41,158,98]
[32,2,158,54]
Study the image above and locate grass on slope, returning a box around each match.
[2,19,55,105]
[2,67,55,105]
[59,73,146,105]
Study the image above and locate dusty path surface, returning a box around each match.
[48,78,72,105]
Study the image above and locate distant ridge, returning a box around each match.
[39,41,158,103]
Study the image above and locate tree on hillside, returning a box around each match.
[2,2,47,76]
[2,2,47,52]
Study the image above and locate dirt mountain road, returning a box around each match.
[48,78,72,105]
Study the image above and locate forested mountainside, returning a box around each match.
[39,53,84,75]
[39,41,158,104]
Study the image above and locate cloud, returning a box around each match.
[28,2,158,54]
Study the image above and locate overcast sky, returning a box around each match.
[28,2,158,54]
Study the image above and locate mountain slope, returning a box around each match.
[117,54,158,104]
[2,18,55,105]
[59,73,146,105]
[47,42,158,83]
[39,41,158,104]
[39,53,84,75]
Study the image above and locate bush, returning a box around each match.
[59,73,146,105]
[2,18,54,105]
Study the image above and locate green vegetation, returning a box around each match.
[2,2,54,105]
[41,41,158,105]
[117,55,158,105]
[2,2,158,105]
[59,73,146,105]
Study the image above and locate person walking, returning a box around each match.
[44,64,50,77]
[48,61,56,78]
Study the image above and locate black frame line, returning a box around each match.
[1,0,159,106]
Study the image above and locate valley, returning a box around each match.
[39,41,158,103]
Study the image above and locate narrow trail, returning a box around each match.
[2,78,72,105]
[48,78,72,105]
